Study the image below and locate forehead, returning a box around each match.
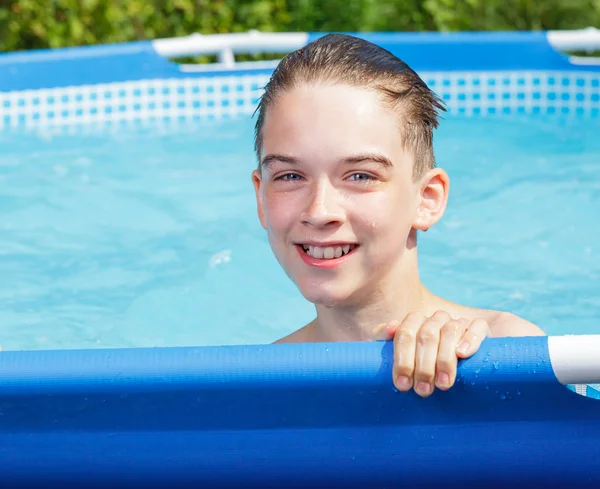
[261,83,404,160]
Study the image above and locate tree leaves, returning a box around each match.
[0,0,597,53]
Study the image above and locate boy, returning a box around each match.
[251,34,545,397]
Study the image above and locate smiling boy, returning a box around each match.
[251,34,544,398]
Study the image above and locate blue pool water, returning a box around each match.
[0,115,599,350]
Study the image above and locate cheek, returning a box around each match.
[263,189,297,234]
[353,189,415,236]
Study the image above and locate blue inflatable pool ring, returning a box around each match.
[0,336,598,488]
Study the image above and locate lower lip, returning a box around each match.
[296,245,358,269]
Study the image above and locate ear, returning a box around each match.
[412,168,449,232]
[252,169,267,229]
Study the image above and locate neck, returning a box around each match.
[309,251,437,343]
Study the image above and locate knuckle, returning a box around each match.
[436,357,454,373]
[441,320,463,335]
[432,310,451,322]
[462,328,476,340]
[458,317,471,327]
[417,325,439,343]
[471,318,491,331]
[393,359,414,377]
[387,319,401,329]
[394,363,413,377]
[395,328,416,344]
[405,311,425,324]
[415,367,436,383]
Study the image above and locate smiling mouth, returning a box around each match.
[299,244,358,260]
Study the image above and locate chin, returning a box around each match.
[296,280,357,308]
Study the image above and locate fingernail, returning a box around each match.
[416,382,431,396]
[437,372,450,387]
[396,375,411,389]
[457,341,470,355]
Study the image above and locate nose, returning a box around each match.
[301,178,346,228]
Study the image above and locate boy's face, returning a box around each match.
[252,83,447,307]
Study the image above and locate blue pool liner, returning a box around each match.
[0,336,598,488]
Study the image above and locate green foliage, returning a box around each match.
[422,0,600,31]
[0,0,598,52]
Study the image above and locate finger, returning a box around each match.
[413,312,450,397]
[392,312,425,392]
[435,319,467,390]
[371,320,401,341]
[456,318,491,358]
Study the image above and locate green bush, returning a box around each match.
[0,0,598,52]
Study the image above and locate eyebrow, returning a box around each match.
[260,154,298,169]
[342,153,393,167]
[260,153,393,169]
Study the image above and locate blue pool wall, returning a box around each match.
[0,31,599,130]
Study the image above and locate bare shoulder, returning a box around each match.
[478,310,546,338]
[273,329,303,344]
[431,294,545,338]
[427,291,545,338]
[272,322,314,344]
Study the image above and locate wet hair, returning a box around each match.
[253,33,446,179]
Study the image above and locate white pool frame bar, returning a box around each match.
[548,335,600,384]
[151,27,600,68]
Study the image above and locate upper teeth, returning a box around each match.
[302,244,356,259]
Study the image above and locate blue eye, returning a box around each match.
[276,173,303,181]
[348,173,375,181]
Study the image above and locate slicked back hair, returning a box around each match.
[253,33,446,180]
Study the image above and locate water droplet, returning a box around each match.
[485,352,491,356]
[431,435,435,440]
[352,455,356,461]
[471,381,475,386]
[493,361,499,370]
[475,368,481,374]
[483,358,489,363]
[516,390,521,396]
[500,394,506,400]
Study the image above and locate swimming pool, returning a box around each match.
[1,30,600,488]
[1,31,599,351]
[1,114,599,351]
